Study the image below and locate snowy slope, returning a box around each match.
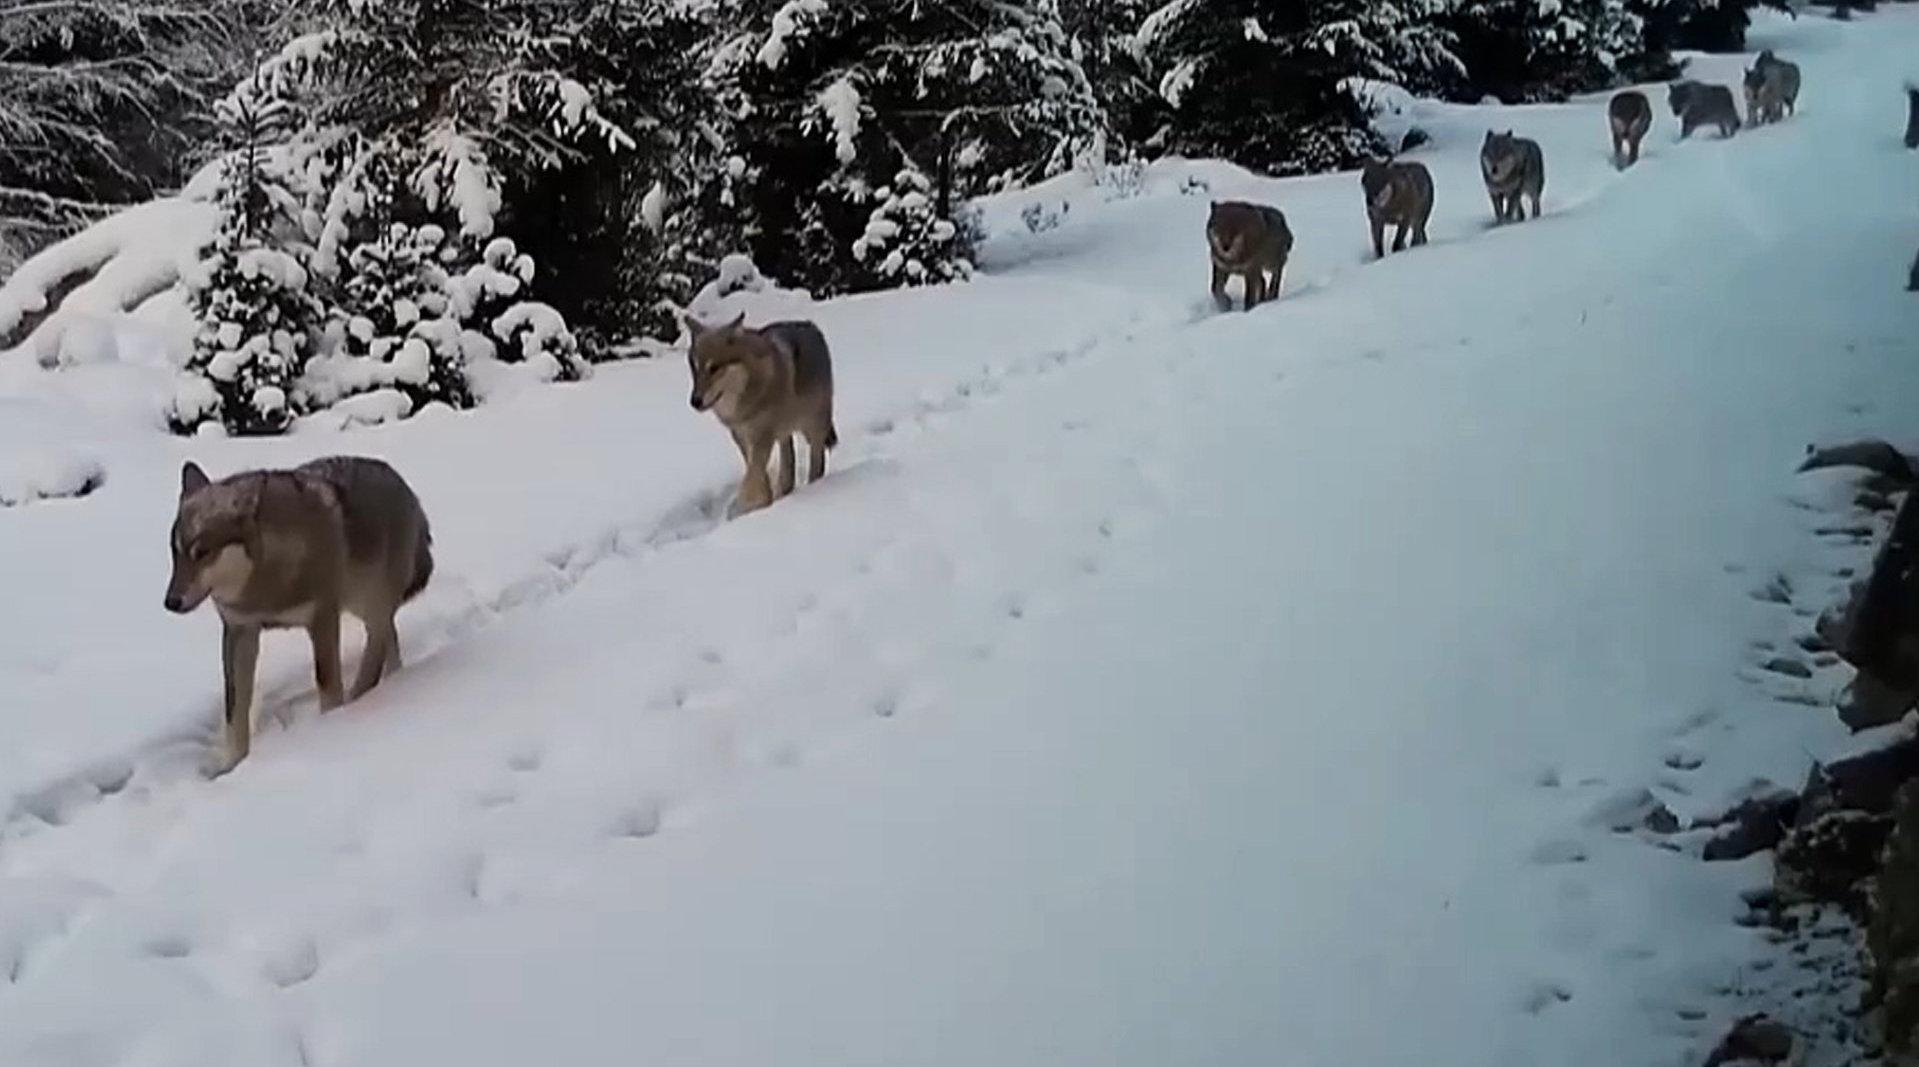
[2,10,1919,1066]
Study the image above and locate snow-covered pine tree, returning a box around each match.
[707,0,1102,294]
[0,0,252,272]
[226,0,627,413]
[1137,0,1460,174]
[1058,0,1160,158]
[1446,0,1645,101]
[172,66,322,436]
[1630,0,1776,60]
[492,0,722,347]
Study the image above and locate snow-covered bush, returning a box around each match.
[851,169,976,288]
[172,206,322,436]
[303,219,469,412]
[305,227,587,413]
[170,69,323,436]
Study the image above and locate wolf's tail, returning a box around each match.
[404,524,435,602]
[1798,439,1916,486]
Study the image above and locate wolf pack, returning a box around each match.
[162,49,1916,775]
[1207,51,1810,311]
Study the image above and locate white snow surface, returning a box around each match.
[3,12,1919,1067]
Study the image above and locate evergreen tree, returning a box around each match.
[1631,0,1771,60]
[1059,0,1160,157]
[197,0,625,420]
[706,0,1101,294]
[1445,0,1642,101]
[494,0,730,348]
[1137,0,1459,174]
[0,0,253,272]
[171,67,322,436]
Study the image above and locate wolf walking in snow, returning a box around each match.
[1206,200,1293,312]
[164,456,434,774]
[1908,245,1918,291]
[1744,51,1801,126]
[1669,80,1742,139]
[1480,130,1544,224]
[685,314,838,518]
[1360,158,1434,258]
[1905,83,1918,149]
[1608,90,1653,169]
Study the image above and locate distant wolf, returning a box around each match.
[1206,200,1294,311]
[685,313,838,518]
[1480,130,1545,224]
[1668,80,1742,139]
[165,456,434,774]
[1360,158,1434,258]
[1608,90,1653,169]
[1905,83,1918,149]
[1908,244,1918,291]
[1743,51,1801,126]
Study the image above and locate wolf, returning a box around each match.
[1905,83,1918,149]
[1755,50,1801,119]
[686,314,837,517]
[1669,80,1741,139]
[164,456,433,774]
[1359,158,1434,259]
[1206,200,1294,311]
[1744,53,1800,126]
[1608,90,1653,169]
[1480,130,1545,224]
[1908,244,1918,292]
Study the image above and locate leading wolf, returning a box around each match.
[164,456,434,773]
[1206,200,1294,311]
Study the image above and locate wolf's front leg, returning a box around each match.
[733,435,775,517]
[309,606,345,711]
[220,622,261,773]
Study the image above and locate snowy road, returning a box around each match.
[3,10,1919,1067]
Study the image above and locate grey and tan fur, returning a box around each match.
[1608,90,1653,169]
[686,314,838,517]
[164,456,433,774]
[1206,200,1294,312]
[1360,158,1434,258]
[1904,83,1918,150]
[1743,51,1800,127]
[1668,79,1741,139]
[1480,130,1544,224]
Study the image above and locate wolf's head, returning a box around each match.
[1480,131,1518,181]
[1360,160,1396,210]
[1206,201,1259,260]
[684,312,757,416]
[164,462,257,614]
[1667,80,1696,117]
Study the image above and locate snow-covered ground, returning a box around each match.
[2,10,1918,1066]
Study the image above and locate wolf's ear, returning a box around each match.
[1505,128,1514,138]
[180,461,209,499]
[724,311,747,335]
[682,313,706,340]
